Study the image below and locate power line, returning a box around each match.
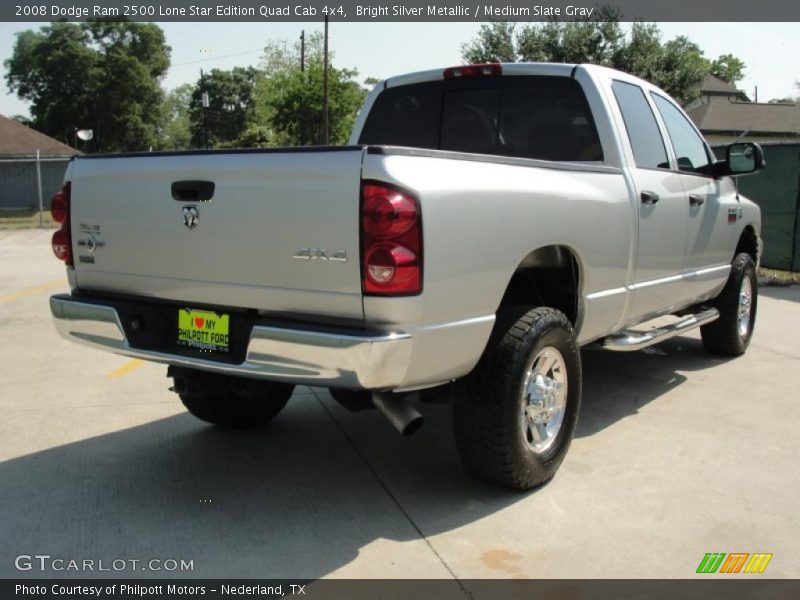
[171,48,264,68]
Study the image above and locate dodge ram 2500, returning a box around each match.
[50,63,764,489]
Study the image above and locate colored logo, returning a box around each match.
[696,553,773,574]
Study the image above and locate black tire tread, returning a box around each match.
[701,253,757,357]
[174,369,294,428]
[453,306,581,490]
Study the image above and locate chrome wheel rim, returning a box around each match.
[521,346,568,454]
[738,277,753,338]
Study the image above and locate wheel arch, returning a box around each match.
[496,244,584,331]
[735,224,760,266]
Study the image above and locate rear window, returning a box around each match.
[358,76,603,162]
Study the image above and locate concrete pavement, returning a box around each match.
[1,229,798,579]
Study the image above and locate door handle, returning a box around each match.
[640,191,660,205]
[689,194,705,207]
[171,180,215,202]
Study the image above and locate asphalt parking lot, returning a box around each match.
[1,228,798,580]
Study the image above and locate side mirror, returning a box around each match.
[722,142,765,176]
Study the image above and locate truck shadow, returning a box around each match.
[0,391,521,580]
[0,335,732,579]
[576,336,728,437]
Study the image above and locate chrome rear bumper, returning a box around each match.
[50,294,412,389]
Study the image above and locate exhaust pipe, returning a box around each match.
[372,392,425,437]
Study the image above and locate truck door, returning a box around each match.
[650,93,738,300]
[611,80,689,321]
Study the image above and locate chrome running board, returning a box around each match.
[602,308,720,352]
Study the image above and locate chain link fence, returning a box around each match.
[715,143,799,271]
[0,153,73,216]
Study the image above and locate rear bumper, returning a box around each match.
[50,294,412,389]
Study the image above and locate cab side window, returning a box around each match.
[611,81,669,170]
[651,93,711,174]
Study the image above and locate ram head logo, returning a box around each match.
[182,206,199,230]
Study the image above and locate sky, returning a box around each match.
[1,21,799,118]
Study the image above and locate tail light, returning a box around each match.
[51,182,73,266]
[443,63,502,80]
[361,182,422,295]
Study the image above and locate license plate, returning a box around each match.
[177,308,230,353]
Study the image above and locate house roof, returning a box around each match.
[687,100,800,135]
[0,114,78,156]
[698,74,750,101]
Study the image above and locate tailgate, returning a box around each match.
[69,148,365,320]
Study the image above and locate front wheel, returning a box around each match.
[453,307,582,490]
[701,253,758,356]
[169,366,294,428]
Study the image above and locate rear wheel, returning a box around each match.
[453,307,582,490]
[701,253,757,356]
[169,366,294,428]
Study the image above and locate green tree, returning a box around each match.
[612,22,670,86]
[613,27,710,103]
[264,62,366,146]
[461,19,740,106]
[517,8,625,64]
[5,20,170,152]
[658,37,711,104]
[710,54,746,85]
[461,22,517,63]
[255,32,367,146]
[188,67,261,148]
[11,114,32,126]
[158,83,193,150]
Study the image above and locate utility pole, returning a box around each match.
[200,68,209,149]
[300,30,305,73]
[321,16,329,145]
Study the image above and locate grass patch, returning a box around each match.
[759,267,800,285]
[0,210,56,230]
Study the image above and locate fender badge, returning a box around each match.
[293,248,347,262]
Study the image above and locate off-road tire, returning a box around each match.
[453,307,582,490]
[169,366,294,428]
[701,253,758,356]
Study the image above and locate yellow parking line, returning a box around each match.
[0,280,62,304]
[108,359,145,379]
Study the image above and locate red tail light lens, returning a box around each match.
[361,182,422,295]
[362,184,417,239]
[51,182,73,266]
[51,228,70,261]
[50,189,68,224]
[365,243,418,289]
[443,63,502,80]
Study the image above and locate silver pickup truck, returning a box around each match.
[50,63,764,489]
